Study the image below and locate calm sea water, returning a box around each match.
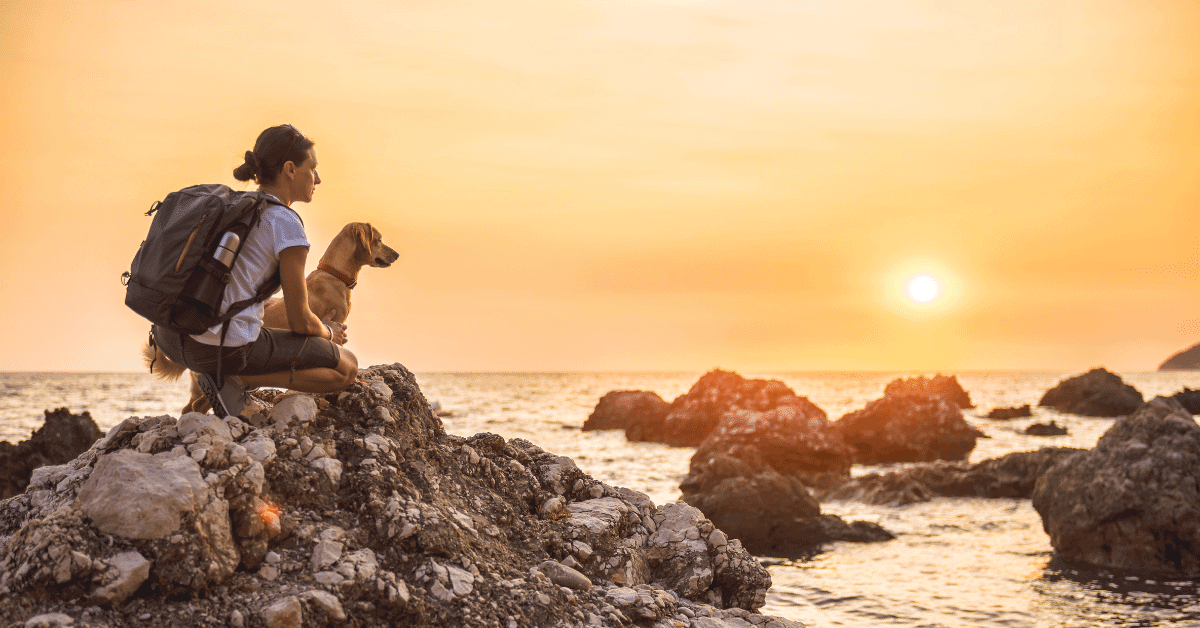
[3,370,1200,627]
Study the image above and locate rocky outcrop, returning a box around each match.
[0,365,797,628]
[1032,397,1200,575]
[834,394,984,464]
[883,374,974,408]
[631,370,813,447]
[1037,368,1143,417]
[985,405,1032,420]
[1025,421,1068,436]
[680,439,893,557]
[820,448,1084,506]
[582,391,669,433]
[0,408,102,500]
[1158,342,1200,371]
[1169,388,1200,414]
[693,404,854,488]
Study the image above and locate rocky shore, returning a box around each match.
[0,365,802,628]
[0,408,102,500]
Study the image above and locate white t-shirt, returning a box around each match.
[191,200,309,346]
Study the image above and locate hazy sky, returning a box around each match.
[1,1,1197,372]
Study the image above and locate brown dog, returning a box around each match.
[144,222,399,413]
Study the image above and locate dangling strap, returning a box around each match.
[146,329,158,374]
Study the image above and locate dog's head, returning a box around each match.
[350,222,400,268]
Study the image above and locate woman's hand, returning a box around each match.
[327,321,348,345]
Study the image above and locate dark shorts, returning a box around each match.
[153,325,340,379]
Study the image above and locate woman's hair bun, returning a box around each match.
[232,150,260,182]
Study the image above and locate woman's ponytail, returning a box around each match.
[232,150,260,182]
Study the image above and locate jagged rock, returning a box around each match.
[1037,367,1143,417]
[1158,341,1200,371]
[583,391,669,433]
[536,560,593,591]
[0,408,102,499]
[632,369,815,447]
[694,404,854,482]
[90,551,150,607]
[820,447,1085,505]
[0,364,796,628]
[985,404,1033,420]
[1025,421,1068,436]
[23,614,73,628]
[1169,388,1200,414]
[883,374,974,408]
[1032,397,1200,575]
[681,442,892,557]
[834,394,984,464]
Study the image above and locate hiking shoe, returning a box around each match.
[218,376,248,418]
[195,372,231,418]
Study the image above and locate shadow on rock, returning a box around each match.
[1037,368,1143,417]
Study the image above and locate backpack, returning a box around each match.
[122,184,286,337]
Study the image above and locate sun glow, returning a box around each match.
[907,275,940,303]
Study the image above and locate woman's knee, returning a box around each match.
[338,349,359,388]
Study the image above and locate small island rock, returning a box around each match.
[834,394,984,464]
[1037,367,1143,417]
[883,374,974,408]
[1032,397,1200,575]
[582,390,669,433]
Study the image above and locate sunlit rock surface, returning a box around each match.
[0,364,799,628]
[834,393,984,464]
[883,374,974,409]
[1033,397,1200,575]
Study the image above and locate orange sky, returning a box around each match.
[1,1,1198,373]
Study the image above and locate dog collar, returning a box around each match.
[318,263,357,289]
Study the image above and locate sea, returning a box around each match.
[3,370,1200,628]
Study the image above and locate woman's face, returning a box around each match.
[290,147,320,203]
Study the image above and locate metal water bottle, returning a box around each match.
[182,231,242,317]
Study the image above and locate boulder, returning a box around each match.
[1158,341,1200,371]
[985,404,1033,420]
[834,394,984,464]
[581,390,669,433]
[0,364,797,628]
[883,374,974,408]
[1037,367,1143,417]
[635,369,812,447]
[693,404,854,487]
[820,447,1085,506]
[1025,421,1068,436]
[0,408,102,499]
[1169,388,1200,415]
[1032,397,1200,575]
[681,441,892,557]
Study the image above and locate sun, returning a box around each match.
[907,275,940,303]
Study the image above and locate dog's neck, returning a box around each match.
[317,262,357,289]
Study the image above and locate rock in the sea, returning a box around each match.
[693,404,854,487]
[834,394,984,464]
[0,364,797,628]
[1158,341,1200,371]
[1024,421,1068,436]
[1037,367,1143,417]
[821,447,1085,506]
[883,374,974,408]
[985,404,1033,420]
[582,390,669,433]
[1169,387,1200,415]
[681,439,892,557]
[634,369,814,447]
[1032,397,1200,575]
[0,408,102,499]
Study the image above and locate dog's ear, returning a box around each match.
[356,223,372,252]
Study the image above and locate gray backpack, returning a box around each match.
[122,184,287,336]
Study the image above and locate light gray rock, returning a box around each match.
[536,560,592,591]
[567,497,630,535]
[301,589,346,621]
[77,450,208,539]
[91,550,150,606]
[310,457,343,489]
[176,412,233,445]
[270,395,317,430]
[24,614,74,628]
[262,596,303,628]
[311,539,343,571]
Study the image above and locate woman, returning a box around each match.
[154,124,358,416]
